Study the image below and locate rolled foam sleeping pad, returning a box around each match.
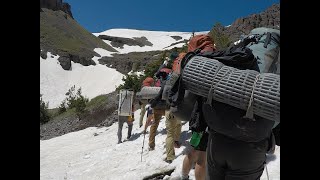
[136,86,161,100]
[181,56,280,122]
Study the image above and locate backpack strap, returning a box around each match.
[180,49,200,69]
[170,49,201,107]
[243,74,260,120]
[205,64,224,105]
[263,32,271,48]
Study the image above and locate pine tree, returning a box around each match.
[208,22,231,50]
[40,94,50,123]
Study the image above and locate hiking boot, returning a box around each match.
[118,140,122,144]
[127,135,131,140]
[149,147,155,151]
[164,159,172,164]
[174,141,181,148]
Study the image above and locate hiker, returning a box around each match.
[170,30,279,179]
[149,53,182,163]
[139,77,155,128]
[145,67,172,151]
[180,34,216,180]
[117,89,135,144]
[203,29,279,180]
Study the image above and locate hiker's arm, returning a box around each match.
[168,76,185,107]
[144,109,153,133]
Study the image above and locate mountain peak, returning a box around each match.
[40,0,73,18]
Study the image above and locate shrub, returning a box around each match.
[40,94,50,123]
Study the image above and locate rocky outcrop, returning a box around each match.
[98,35,153,48]
[210,3,280,43]
[61,2,73,18]
[40,50,47,59]
[170,36,183,41]
[98,50,163,74]
[57,53,96,70]
[57,55,71,70]
[40,0,73,18]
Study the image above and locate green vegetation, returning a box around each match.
[58,86,89,119]
[40,94,50,124]
[85,94,108,111]
[208,22,232,50]
[40,8,117,56]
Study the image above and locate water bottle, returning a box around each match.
[190,131,203,147]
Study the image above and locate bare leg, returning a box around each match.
[194,151,206,180]
[182,149,196,178]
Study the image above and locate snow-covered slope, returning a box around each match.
[40,109,280,180]
[40,51,124,108]
[40,29,210,108]
[94,28,209,54]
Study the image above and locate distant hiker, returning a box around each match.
[139,77,155,128]
[180,34,215,180]
[117,89,135,144]
[150,54,182,163]
[146,67,171,151]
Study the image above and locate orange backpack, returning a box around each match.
[142,77,154,87]
[188,34,216,53]
[172,52,186,74]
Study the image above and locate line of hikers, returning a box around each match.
[117,28,280,180]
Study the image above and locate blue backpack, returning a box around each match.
[237,27,280,74]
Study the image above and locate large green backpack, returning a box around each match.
[244,27,280,74]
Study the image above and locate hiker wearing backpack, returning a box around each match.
[204,28,280,180]
[149,55,183,162]
[117,89,135,144]
[146,67,172,151]
[169,28,280,180]
[179,34,215,180]
[138,77,155,128]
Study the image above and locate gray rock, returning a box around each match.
[58,56,71,70]
[98,35,153,48]
[170,36,182,41]
[40,51,47,59]
[214,3,280,43]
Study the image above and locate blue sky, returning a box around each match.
[65,0,280,33]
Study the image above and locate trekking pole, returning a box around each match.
[141,106,152,162]
[141,131,146,162]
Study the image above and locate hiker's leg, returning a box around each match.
[193,132,208,180]
[148,111,161,149]
[182,149,196,179]
[208,132,267,180]
[127,121,133,139]
[117,116,125,143]
[165,111,178,161]
[173,119,182,142]
[224,136,267,180]
[139,103,146,127]
[194,150,206,180]
[206,132,225,180]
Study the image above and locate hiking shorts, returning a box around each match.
[191,131,209,151]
